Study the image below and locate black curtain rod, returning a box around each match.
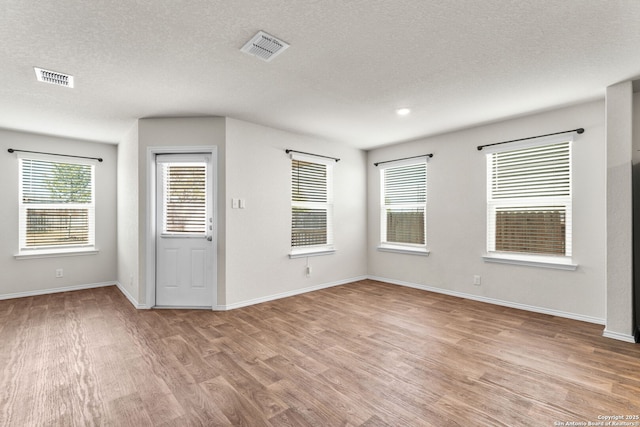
[8,148,103,162]
[285,149,340,162]
[374,153,433,167]
[476,128,584,151]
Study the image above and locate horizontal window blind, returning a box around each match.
[19,158,95,250]
[292,208,327,247]
[21,160,92,204]
[381,161,426,246]
[494,206,566,255]
[291,158,333,248]
[292,160,327,203]
[25,208,89,246]
[489,142,570,199]
[161,163,207,234]
[386,209,425,245]
[487,141,571,256]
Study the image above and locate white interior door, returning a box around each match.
[155,153,214,307]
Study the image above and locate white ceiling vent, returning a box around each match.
[34,67,74,88]
[240,31,289,62]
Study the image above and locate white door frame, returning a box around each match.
[145,146,218,309]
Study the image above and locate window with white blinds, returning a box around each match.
[486,139,572,257]
[18,156,95,252]
[290,154,333,252]
[380,159,427,249]
[160,162,207,235]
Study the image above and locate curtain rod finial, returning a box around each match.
[576,128,585,134]
[8,148,14,153]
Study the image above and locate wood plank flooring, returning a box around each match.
[1,279,640,426]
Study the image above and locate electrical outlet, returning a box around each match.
[55,268,64,278]
[473,275,481,286]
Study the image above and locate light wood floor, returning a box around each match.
[1,280,639,426]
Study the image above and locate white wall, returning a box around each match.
[136,117,226,306]
[119,116,367,308]
[116,123,140,304]
[224,118,368,306]
[0,129,117,297]
[605,82,634,339]
[367,100,607,322]
[631,90,640,339]
[0,100,629,336]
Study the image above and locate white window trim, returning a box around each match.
[17,153,97,257]
[377,243,430,256]
[379,156,429,253]
[289,152,335,258]
[288,247,336,259]
[15,247,99,260]
[482,253,577,270]
[484,133,576,269]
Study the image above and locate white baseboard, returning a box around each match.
[367,275,606,326]
[0,281,115,301]
[115,281,148,309]
[602,329,637,343]
[216,275,368,311]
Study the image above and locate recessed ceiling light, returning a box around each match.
[34,67,74,88]
[396,108,411,116]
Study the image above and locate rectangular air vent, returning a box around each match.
[240,31,289,62]
[34,67,74,88]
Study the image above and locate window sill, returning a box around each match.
[482,253,577,271]
[377,244,430,256]
[289,247,336,259]
[15,247,99,260]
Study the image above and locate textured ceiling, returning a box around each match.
[1,1,640,149]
